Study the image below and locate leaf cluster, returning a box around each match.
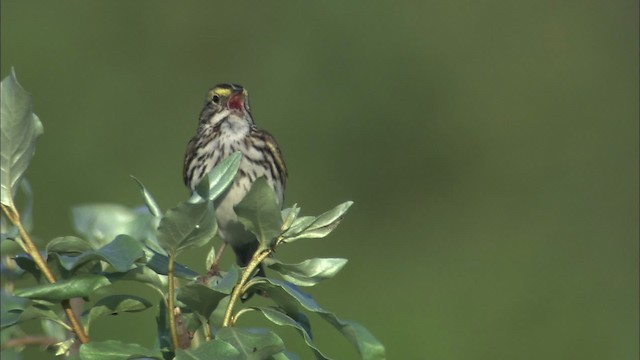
[0,69,385,359]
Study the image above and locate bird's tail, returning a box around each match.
[233,241,267,301]
[233,241,266,278]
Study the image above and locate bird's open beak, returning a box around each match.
[227,89,245,111]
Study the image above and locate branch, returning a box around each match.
[1,204,90,344]
[221,241,278,327]
[0,336,58,350]
[167,254,179,350]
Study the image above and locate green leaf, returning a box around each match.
[307,201,353,230]
[71,204,138,248]
[281,216,315,238]
[272,352,301,360]
[144,248,199,280]
[195,151,242,201]
[13,252,43,282]
[255,307,329,360]
[133,212,165,254]
[177,282,228,321]
[14,274,111,301]
[4,303,69,331]
[215,327,285,359]
[204,245,216,271]
[1,290,29,328]
[234,177,283,246]
[264,258,348,286]
[154,298,172,357]
[280,204,300,231]
[47,236,94,254]
[0,350,19,360]
[208,265,240,294]
[283,202,353,243]
[5,179,34,234]
[0,68,44,207]
[85,295,152,332]
[53,338,76,357]
[41,318,68,341]
[157,201,217,255]
[48,234,144,273]
[210,296,231,328]
[255,278,386,360]
[175,339,241,360]
[79,340,161,360]
[131,176,162,218]
[109,265,166,296]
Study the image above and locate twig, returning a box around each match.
[221,242,276,327]
[200,242,227,284]
[1,204,89,344]
[0,336,58,350]
[167,254,180,349]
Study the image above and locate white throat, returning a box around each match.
[218,112,251,143]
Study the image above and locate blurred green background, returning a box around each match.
[2,1,638,359]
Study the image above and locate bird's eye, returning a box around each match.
[212,95,220,104]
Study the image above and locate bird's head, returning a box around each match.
[199,83,253,125]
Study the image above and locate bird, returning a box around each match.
[183,83,287,279]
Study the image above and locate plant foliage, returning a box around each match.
[0,69,386,359]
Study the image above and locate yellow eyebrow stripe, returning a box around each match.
[213,88,232,97]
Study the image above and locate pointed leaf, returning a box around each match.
[47,236,94,254]
[0,68,44,207]
[195,151,242,201]
[307,201,353,230]
[281,216,315,238]
[10,179,34,233]
[283,202,353,243]
[210,296,231,327]
[273,352,301,360]
[109,264,166,296]
[85,295,152,331]
[255,307,330,360]
[1,290,28,328]
[175,338,241,360]
[144,248,199,280]
[215,327,285,359]
[177,282,228,321]
[284,225,340,242]
[205,245,216,271]
[132,212,164,254]
[254,278,386,360]
[47,234,144,273]
[79,340,161,360]
[5,303,69,330]
[54,338,76,357]
[281,204,300,231]
[72,204,138,248]
[131,176,162,218]
[234,177,283,246]
[157,201,217,255]
[265,258,348,286]
[14,274,111,301]
[209,265,239,294]
[12,252,43,281]
[41,318,68,341]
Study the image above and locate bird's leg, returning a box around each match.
[199,242,228,284]
[204,241,227,279]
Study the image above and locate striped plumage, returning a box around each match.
[183,83,287,272]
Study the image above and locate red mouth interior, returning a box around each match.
[228,94,244,111]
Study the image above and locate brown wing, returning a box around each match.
[182,136,198,189]
[258,129,288,189]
